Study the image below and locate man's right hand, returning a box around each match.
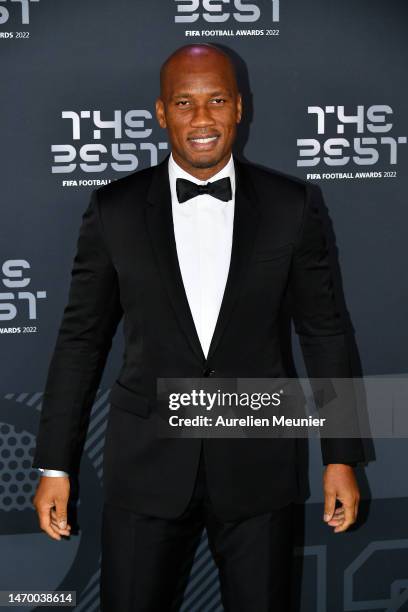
[33,476,71,540]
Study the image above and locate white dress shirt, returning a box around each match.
[168,152,235,357]
[39,152,236,477]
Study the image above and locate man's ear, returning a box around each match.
[155,98,167,129]
[236,93,243,124]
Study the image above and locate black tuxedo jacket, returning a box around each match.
[33,155,365,521]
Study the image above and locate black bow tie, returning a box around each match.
[176,176,232,203]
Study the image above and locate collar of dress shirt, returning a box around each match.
[168,152,236,204]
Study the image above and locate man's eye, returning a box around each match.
[176,100,190,106]
[211,98,226,104]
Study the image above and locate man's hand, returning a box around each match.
[33,476,71,540]
[322,464,360,533]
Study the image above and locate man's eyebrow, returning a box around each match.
[172,90,232,99]
[208,90,232,97]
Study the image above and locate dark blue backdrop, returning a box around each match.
[1,1,407,610]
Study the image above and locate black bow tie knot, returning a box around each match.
[176,176,232,203]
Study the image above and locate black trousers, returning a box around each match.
[100,447,295,612]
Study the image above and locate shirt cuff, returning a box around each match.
[38,468,69,477]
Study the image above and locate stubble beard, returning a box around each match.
[188,152,228,170]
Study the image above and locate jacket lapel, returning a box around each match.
[145,155,260,365]
[206,158,260,361]
[145,155,206,363]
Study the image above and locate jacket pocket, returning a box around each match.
[252,243,293,262]
[108,380,151,418]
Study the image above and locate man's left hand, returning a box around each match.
[322,464,360,533]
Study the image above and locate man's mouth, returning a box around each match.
[187,134,220,150]
[189,135,219,144]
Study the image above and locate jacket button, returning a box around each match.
[203,368,215,377]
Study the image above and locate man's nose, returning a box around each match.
[190,104,216,127]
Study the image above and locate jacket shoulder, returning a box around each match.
[92,163,158,206]
[239,159,313,194]
[239,162,322,211]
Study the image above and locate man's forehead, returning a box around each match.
[166,72,234,94]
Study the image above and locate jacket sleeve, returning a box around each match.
[32,190,123,475]
[288,182,366,466]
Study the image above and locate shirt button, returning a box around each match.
[203,368,215,377]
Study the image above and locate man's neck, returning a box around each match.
[171,152,232,181]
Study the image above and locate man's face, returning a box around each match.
[156,51,242,174]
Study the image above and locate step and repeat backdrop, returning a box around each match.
[1,1,407,610]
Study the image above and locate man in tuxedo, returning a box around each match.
[33,44,364,611]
